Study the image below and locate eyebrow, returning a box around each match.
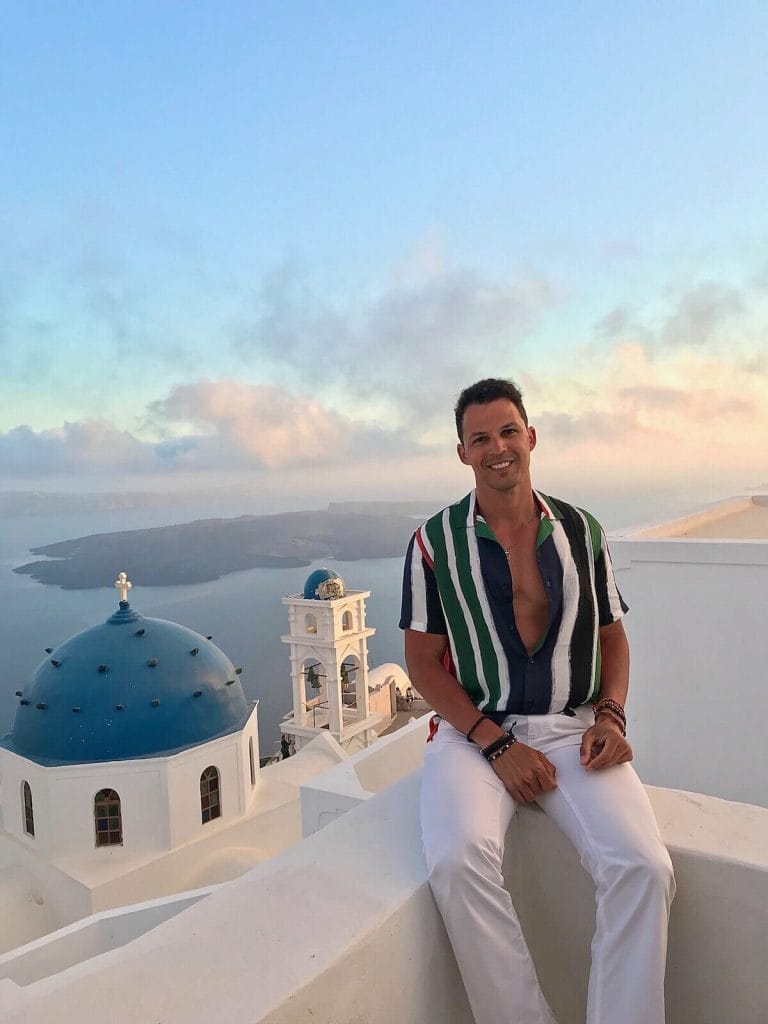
[466,422,518,442]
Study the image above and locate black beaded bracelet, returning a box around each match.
[480,728,517,761]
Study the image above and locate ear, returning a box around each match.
[457,442,469,466]
[528,427,537,451]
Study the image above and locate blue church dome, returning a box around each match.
[2,599,252,767]
[303,567,346,600]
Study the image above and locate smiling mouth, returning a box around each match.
[488,460,513,471]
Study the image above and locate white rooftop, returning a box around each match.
[621,494,768,540]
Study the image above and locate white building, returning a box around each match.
[0,570,403,956]
[611,494,768,807]
[0,505,766,1022]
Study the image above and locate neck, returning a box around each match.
[475,483,538,526]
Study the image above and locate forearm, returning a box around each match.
[404,631,505,748]
[598,620,630,705]
[405,629,558,798]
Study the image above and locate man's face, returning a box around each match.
[457,399,536,493]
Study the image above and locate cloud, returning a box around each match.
[1,380,425,481]
[662,281,744,347]
[524,342,768,501]
[535,410,639,445]
[595,306,632,339]
[0,421,155,477]
[150,379,418,469]
[618,385,753,419]
[230,259,561,425]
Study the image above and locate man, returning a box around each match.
[400,378,674,1024]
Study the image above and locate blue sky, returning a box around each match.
[2,2,767,516]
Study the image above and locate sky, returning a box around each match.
[2,2,768,522]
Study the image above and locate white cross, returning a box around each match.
[115,572,132,603]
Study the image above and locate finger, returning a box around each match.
[581,737,604,767]
[585,739,615,771]
[589,738,628,771]
[541,755,557,780]
[536,761,558,790]
[579,730,593,762]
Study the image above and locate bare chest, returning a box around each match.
[497,528,549,653]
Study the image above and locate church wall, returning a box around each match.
[164,732,247,849]
[0,753,50,852]
[45,761,168,858]
[237,711,260,806]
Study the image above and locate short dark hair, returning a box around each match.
[454,378,528,440]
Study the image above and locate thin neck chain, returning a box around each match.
[501,511,539,557]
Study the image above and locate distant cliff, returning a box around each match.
[13,509,420,589]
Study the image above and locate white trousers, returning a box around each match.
[420,709,675,1024]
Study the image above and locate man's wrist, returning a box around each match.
[470,718,506,749]
[593,697,627,735]
[595,711,624,730]
[480,729,517,762]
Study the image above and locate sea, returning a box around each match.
[0,487,716,757]
[0,502,407,758]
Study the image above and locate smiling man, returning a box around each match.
[400,378,674,1024]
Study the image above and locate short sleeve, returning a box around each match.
[399,533,448,634]
[594,528,629,626]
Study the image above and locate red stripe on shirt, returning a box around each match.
[415,528,435,570]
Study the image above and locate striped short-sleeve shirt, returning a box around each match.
[399,490,627,717]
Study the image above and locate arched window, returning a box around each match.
[200,766,221,824]
[341,611,353,631]
[94,789,123,847]
[249,737,256,787]
[22,781,34,837]
[304,613,317,634]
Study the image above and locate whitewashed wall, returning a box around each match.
[611,538,768,807]
[0,772,765,1024]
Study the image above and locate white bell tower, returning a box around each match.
[280,569,381,752]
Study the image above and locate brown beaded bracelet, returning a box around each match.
[593,698,626,725]
[594,709,627,736]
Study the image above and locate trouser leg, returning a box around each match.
[536,740,675,1024]
[420,722,557,1024]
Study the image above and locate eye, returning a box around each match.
[501,427,518,436]
[472,435,488,445]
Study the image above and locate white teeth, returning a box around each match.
[490,461,512,470]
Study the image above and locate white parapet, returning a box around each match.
[0,768,765,1024]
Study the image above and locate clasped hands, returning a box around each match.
[489,718,633,803]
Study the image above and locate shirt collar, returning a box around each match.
[467,488,561,532]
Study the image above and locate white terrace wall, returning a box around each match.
[611,538,768,807]
[299,714,429,836]
[0,771,766,1024]
[0,836,91,953]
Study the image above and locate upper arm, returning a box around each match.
[404,627,448,668]
[599,618,627,644]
